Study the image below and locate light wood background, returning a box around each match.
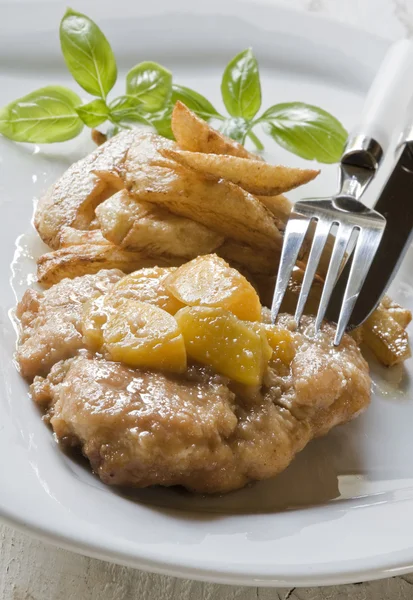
[2,0,413,598]
[2,524,413,599]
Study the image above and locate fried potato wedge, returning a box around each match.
[96,189,224,258]
[37,243,182,287]
[59,227,108,247]
[257,194,292,223]
[121,132,282,251]
[217,239,277,275]
[162,149,319,196]
[34,130,138,249]
[172,101,257,158]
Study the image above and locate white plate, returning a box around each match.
[1,0,413,587]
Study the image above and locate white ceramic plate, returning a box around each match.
[1,0,413,587]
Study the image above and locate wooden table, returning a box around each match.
[2,523,413,599]
[2,0,412,597]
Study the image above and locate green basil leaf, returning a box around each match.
[109,95,143,122]
[111,100,174,140]
[60,9,117,98]
[219,117,249,144]
[0,86,83,143]
[171,85,220,120]
[133,108,174,139]
[76,98,109,127]
[221,48,261,120]
[126,62,172,112]
[260,102,347,163]
[149,108,174,139]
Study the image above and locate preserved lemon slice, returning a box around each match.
[263,325,295,365]
[108,266,184,315]
[104,299,187,373]
[175,306,272,385]
[165,254,261,321]
[250,324,295,366]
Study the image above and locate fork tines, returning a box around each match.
[271,199,386,345]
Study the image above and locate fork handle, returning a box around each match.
[343,39,413,168]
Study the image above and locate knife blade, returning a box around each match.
[326,141,413,328]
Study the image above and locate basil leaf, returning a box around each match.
[260,102,347,163]
[221,48,261,120]
[60,9,117,98]
[219,117,249,144]
[132,108,174,139]
[111,99,174,139]
[109,95,143,122]
[0,86,83,143]
[76,99,109,127]
[171,85,220,120]
[126,62,172,112]
[149,108,174,139]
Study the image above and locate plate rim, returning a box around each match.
[1,0,408,587]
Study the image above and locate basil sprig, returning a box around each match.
[60,9,117,99]
[0,10,347,163]
[126,62,172,112]
[221,48,261,121]
[0,86,83,143]
[259,102,348,164]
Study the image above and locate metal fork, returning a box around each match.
[271,40,413,345]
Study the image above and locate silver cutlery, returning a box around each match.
[326,104,413,329]
[271,40,413,345]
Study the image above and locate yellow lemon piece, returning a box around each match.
[165,254,261,321]
[104,299,187,373]
[175,306,272,385]
[248,322,295,366]
[108,266,185,315]
[262,325,295,365]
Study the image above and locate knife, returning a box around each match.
[326,131,413,328]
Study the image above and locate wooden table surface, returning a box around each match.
[2,0,413,598]
[2,523,413,599]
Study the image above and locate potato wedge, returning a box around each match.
[34,129,137,249]
[162,149,319,196]
[121,132,282,251]
[59,227,108,247]
[172,101,256,158]
[37,243,182,286]
[362,305,411,367]
[96,189,224,257]
[217,239,277,275]
[257,194,292,223]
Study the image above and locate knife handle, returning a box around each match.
[345,39,413,165]
[398,95,413,147]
